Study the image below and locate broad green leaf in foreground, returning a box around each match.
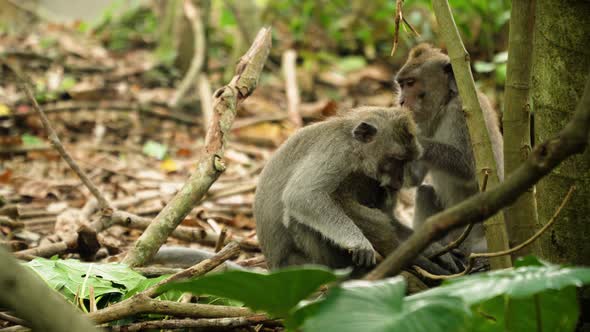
[25,258,145,301]
[157,266,345,317]
[468,287,579,332]
[299,277,470,332]
[409,260,590,332]
[409,263,590,306]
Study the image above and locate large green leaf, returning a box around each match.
[157,266,344,317]
[25,258,145,301]
[468,287,579,332]
[409,264,590,306]
[299,277,470,332]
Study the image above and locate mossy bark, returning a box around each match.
[532,0,590,265]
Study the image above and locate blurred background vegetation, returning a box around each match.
[0,0,511,106]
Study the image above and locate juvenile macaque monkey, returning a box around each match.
[394,44,504,253]
[254,106,455,275]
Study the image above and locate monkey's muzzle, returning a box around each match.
[378,158,407,190]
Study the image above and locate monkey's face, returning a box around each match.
[395,74,429,123]
[395,48,455,126]
[349,107,422,184]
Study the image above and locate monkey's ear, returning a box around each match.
[443,63,458,95]
[352,122,378,143]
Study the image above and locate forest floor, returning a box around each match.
[0,23,416,270]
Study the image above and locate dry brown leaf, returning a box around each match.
[233,122,289,147]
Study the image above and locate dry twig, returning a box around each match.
[428,170,490,260]
[169,0,206,108]
[282,49,303,128]
[414,186,576,280]
[122,27,272,267]
[390,0,420,56]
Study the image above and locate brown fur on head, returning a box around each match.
[393,43,456,126]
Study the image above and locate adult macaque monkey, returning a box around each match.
[255,106,455,275]
[394,44,504,253]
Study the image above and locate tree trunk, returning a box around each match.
[532,3,590,329]
[532,0,590,266]
[503,0,542,258]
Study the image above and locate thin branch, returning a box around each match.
[122,27,272,267]
[198,75,215,132]
[145,242,240,298]
[390,0,420,56]
[364,70,590,280]
[0,100,200,126]
[432,0,511,269]
[88,296,253,325]
[428,171,489,259]
[11,69,110,211]
[282,49,303,128]
[106,315,272,331]
[415,186,576,280]
[169,0,206,108]
[0,312,28,327]
[89,242,245,324]
[390,0,404,56]
[215,227,228,252]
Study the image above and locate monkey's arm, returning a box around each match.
[282,163,375,266]
[340,197,459,274]
[404,161,428,187]
[419,137,475,180]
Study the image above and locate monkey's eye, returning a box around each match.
[405,79,415,88]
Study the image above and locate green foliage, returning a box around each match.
[474,51,508,85]
[142,140,168,160]
[21,134,43,147]
[22,256,589,331]
[297,277,470,332]
[157,258,589,331]
[263,0,510,59]
[25,258,145,303]
[158,266,345,318]
[93,3,158,52]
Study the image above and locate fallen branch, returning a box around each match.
[14,71,110,211]
[169,0,206,108]
[1,100,200,126]
[122,27,272,267]
[89,296,253,325]
[89,242,249,324]
[106,315,272,331]
[414,186,576,280]
[147,242,239,297]
[364,70,590,280]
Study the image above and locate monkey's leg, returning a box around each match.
[413,185,463,273]
[286,218,351,269]
[340,198,455,275]
[413,184,442,229]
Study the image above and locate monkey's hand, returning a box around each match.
[345,237,377,267]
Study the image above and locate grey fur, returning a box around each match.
[254,106,456,274]
[395,44,504,253]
